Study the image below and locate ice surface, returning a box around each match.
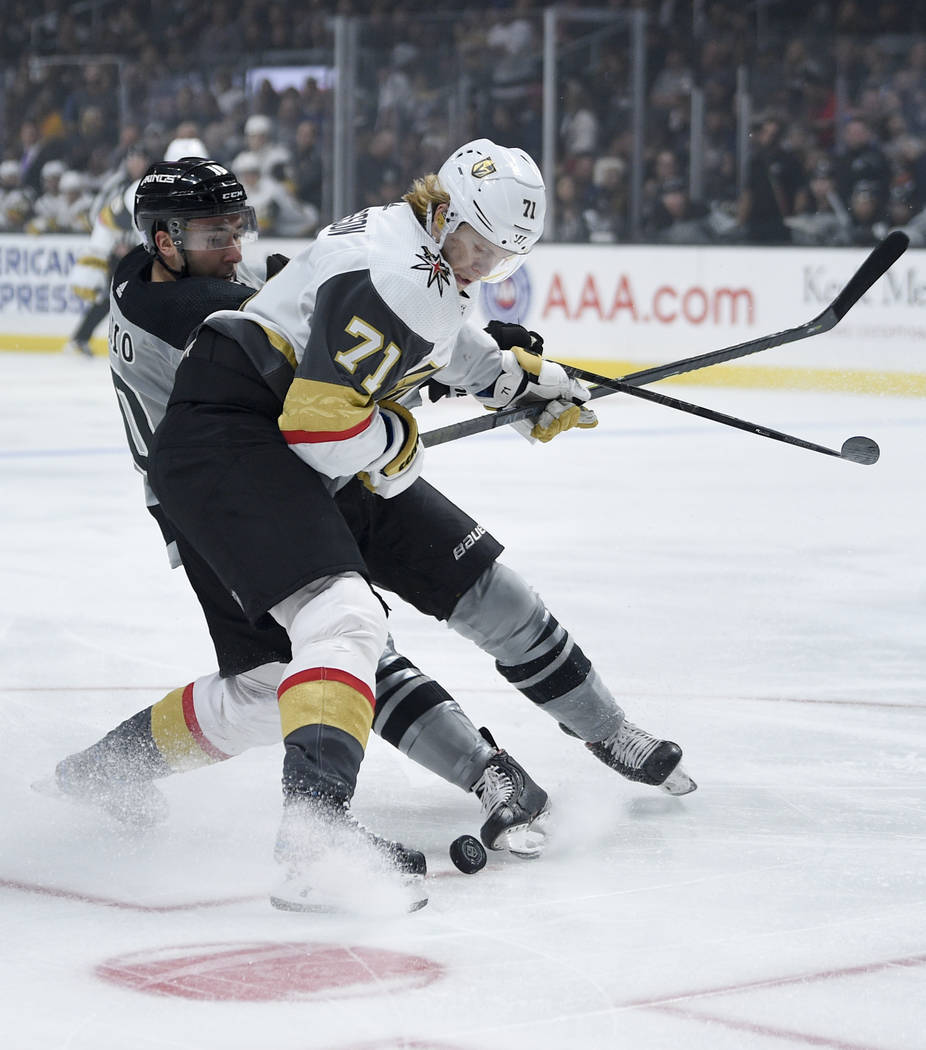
[1,352,924,1049]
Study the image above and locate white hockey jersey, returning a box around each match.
[203,201,503,482]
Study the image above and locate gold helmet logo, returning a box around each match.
[471,158,496,179]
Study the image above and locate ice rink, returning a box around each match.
[1,350,924,1050]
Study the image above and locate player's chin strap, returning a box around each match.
[154,247,189,279]
[151,221,190,279]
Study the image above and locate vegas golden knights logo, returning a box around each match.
[471,158,496,179]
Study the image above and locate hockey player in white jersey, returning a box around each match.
[64,145,152,356]
[138,140,694,911]
[51,157,551,909]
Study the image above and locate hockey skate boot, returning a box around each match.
[471,728,551,857]
[585,720,697,796]
[47,750,169,828]
[62,338,93,358]
[271,796,428,914]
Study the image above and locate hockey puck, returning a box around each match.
[449,834,487,874]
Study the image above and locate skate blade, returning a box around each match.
[270,891,429,915]
[492,807,551,859]
[660,766,698,796]
[270,873,428,915]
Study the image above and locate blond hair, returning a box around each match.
[402,173,449,227]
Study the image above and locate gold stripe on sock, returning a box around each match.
[278,669,374,748]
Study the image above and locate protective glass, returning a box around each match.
[173,207,259,251]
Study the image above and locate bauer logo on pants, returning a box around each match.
[453,525,486,561]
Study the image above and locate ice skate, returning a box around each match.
[271,796,428,914]
[40,750,170,827]
[472,728,551,857]
[585,720,697,796]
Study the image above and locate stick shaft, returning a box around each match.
[420,232,908,448]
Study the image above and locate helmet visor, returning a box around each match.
[480,252,527,284]
[445,222,520,285]
[170,207,259,252]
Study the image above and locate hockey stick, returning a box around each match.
[420,230,908,448]
[560,367,879,464]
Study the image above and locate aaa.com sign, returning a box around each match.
[479,243,926,373]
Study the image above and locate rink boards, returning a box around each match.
[1,234,924,394]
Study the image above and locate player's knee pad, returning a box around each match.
[272,572,388,676]
[272,573,386,755]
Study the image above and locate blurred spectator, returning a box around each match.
[874,177,918,238]
[375,48,416,131]
[57,171,94,233]
[486,1,538,106]
[560,79,599,156]
[650,47,694,114]
[27,160,67,233]
[649,46,695,148]
[644,177,714,244]
[235,151,318,237]
[844,180,886,245]
[67,105,119,178]
[0,159,35,231]
[64,63,120,129]
[788,156,852,245]
[276,89,308,152]
[584,156,627,243]
[554,172,591,242]
[355,129,404,208]
[17,119,65,195]
[737,110,806,243]
[212,68,247,120]
[835,117,891,203]
[234,114,291,181]
[288,121,325,215]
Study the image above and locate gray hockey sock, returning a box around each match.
[449,562,623,742]
[373,643,493,790]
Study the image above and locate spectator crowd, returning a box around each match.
[4,0,926,246]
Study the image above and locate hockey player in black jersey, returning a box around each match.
[116,141,696,911]
[51,157,551,911]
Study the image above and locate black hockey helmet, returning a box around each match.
[134,156,258,256]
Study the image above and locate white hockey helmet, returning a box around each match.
[436,138,545,282]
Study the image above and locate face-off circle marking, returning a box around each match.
[96,941,443,1001]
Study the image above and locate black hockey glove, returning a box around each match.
[480,321,597,443]
[265,253,290,280]
[485,319,544,357]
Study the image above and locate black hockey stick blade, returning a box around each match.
[829,230,908,322]
[420,232,908,448]
[840,435,880,465]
